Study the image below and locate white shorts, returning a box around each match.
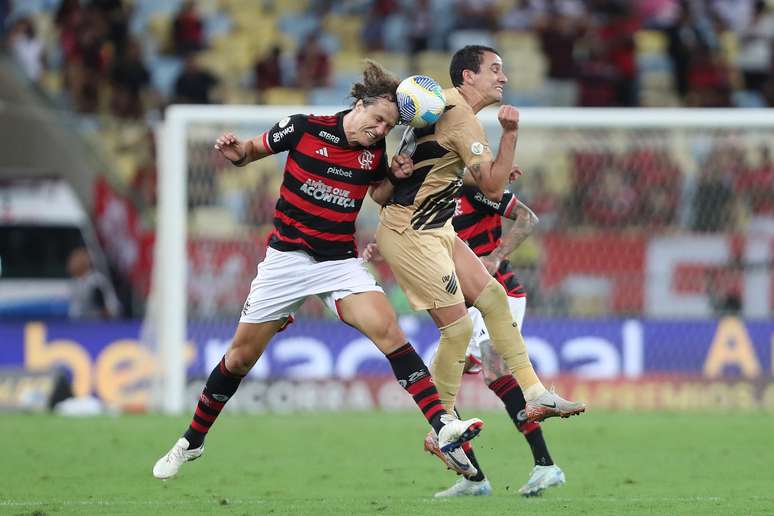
[239,247,383,324]
[466,296,526,366]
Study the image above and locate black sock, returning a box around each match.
[386,343,447,434]
[463,444,486,481]
[488,375,553,466]
[524,427,553,466]
[183,356,244,448]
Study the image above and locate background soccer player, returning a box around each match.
[152,62,483,481]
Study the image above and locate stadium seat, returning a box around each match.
[496,31,540,54]
[501,49,545,91]
[308,87,348,106]
[414,52,454,88]
[635,31,668,55]
[366,52,409,77]
[732,90,766,108]
[204,11,233,41]
[719,31,739,64]
[333,52,367,75]
[147,13,173,54]
[149,56,184,98]
[449,30,496,53]
[262,87,307,105]
[324,15,363,53]
[197,49,234,78]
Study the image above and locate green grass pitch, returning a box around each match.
[2,411,772,515]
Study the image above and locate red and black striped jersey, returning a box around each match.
[453,185,526,298]
[262,111,388,261]
[453,185,516,256]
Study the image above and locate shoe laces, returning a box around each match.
[439,413,458,425]
[168,443,187,463]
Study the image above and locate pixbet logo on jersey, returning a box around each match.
[299,179,355,208]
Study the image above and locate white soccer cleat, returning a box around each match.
[518,464,565,497]
[524,388,586,422]
[152,437,204,479]
[437,413,483,452]
[423,429,478,478]
[434,477,492,498]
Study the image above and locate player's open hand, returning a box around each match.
[509,164,524,182]
[391,154,414,180]
[498,105,520,132]
[361,242,383,262]
[214,132,245,162]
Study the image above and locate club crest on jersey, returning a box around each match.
[470,142,485,156]
[358,150,375,170]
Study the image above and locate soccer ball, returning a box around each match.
[396,75,446,128]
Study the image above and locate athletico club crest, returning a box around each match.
[358,150,374,170]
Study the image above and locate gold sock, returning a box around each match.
[430,314,473,412]
[473,278,545,400]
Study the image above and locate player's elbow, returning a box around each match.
[369,185,388,206]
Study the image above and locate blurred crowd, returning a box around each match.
[2,0,770,233]
[3,0,774,115]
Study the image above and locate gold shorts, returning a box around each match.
[375,222,464,310]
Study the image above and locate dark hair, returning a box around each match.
[449,45,499,87]
[349,60,400,106]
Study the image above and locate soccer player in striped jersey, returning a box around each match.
[152,62,483,481]
[427,176,566,498]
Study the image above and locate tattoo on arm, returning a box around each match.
[491,200,538,260]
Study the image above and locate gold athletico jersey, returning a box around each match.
[380,88,494,232]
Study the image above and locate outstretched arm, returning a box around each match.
[214,132,274,167]
[480,199,538,274]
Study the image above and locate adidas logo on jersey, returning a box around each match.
[315,147,329,157]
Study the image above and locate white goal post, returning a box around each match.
[153,105,774,414]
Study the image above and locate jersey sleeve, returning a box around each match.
[442,108,494,168]
[465,186,517,216]
[262,114,306,153]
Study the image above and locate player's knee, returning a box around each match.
[440,314,473,351]
[473,278,508,313]
[226,335,263,374]
[371,315,406,350]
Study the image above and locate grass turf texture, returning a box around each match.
[2,411,772,515]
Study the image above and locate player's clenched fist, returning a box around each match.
[214,132,245,162]
[497,105,519,132]
[391,153,414,179]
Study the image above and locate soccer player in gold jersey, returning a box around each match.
[376,45,585,425]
